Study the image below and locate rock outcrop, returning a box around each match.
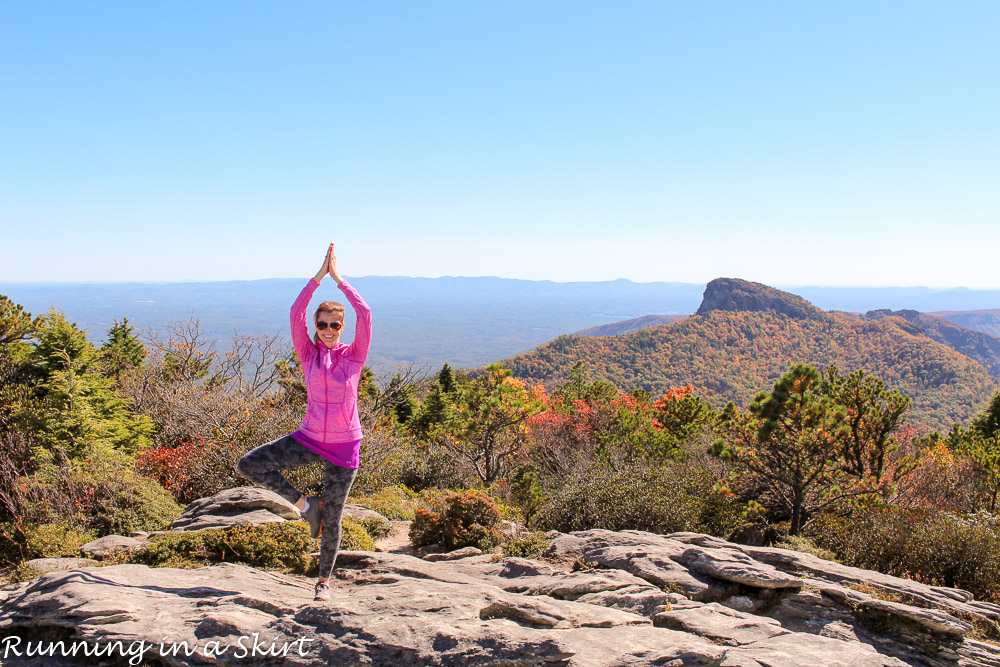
[3,526,1000,666]
[168,487,391,533]
[169,487,304,531]
[695,278,826,320]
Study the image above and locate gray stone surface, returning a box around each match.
[342,503,391,523]
[423,546,483,561]
[22,557,99,573]
[2,525,999,666]
[653,594,790,646]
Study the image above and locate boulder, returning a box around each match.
[79,535,143,559]
[169,486,300,531]
[342,503,391,523]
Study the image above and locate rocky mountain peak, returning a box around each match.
[695,278,824,320]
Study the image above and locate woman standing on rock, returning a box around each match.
[237,243,372,602]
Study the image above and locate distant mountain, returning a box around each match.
[931,309,1000,338]
[3,276,998,380]
[575,314,688,337]
[0,277,702,375]
[790,286,1000,313]
[503,278,999,432]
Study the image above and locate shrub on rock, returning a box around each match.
[129,522,315,572]
[409,489,503,552]
[351,485,422,520]
[501,531,553,558]
[340,517,375,551]
[350,514,392,541]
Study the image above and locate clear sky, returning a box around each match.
[2,1,998,287]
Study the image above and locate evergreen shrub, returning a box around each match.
[23,522,98,559]
[351,485,422,520]
[531,461,746,537]
[22,452,183,536]
[501,531,553,558]
[130,522,316,572]
[340,517,376,551]
[809,508,1000,603]
[397,445,470,491]
[351,514,393,541]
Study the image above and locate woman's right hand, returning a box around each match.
[314,243,333,282]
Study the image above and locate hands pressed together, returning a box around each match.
[314,243,344,285]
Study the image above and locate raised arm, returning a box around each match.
[289,247,331,365]
[327,244,371,363]
[290,278,320,366]
[339,280,372,363]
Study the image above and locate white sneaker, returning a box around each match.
[314,580,331,601]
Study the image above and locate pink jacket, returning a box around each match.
[288,278,372,466]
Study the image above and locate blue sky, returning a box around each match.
[2,1,998,287]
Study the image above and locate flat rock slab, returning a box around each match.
[673,532,1000,625]
[654,594,790,646]
[719,632,909,667]
[682,546,803,590]
[0,555,915,667]
[546,529,724,599]
[169,509,291,532]
[0,561,724,667]
[23,557,100,573]
[818,583,974,638]
[547,529,802,598]
[3,528,999,667]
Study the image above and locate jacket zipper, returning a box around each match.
[323,348,329,443]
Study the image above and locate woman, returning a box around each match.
[237,243,372,602]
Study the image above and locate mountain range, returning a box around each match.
[503,278,1000,432]
[3,279,999,404]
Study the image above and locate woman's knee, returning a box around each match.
[236,455,256,480]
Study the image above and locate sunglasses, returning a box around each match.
[316,321,343,331]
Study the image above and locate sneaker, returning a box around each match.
[313,580,331,602]
[300,495,323,539]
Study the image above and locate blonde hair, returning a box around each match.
[313,301,346,344]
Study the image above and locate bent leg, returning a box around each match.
[236,434,324,505]
[317,462,359,579]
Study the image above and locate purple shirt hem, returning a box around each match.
[290,431,361,469]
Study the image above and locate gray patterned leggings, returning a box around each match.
[236,434,358,579]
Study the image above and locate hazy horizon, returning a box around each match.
[4,275,1000,292]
